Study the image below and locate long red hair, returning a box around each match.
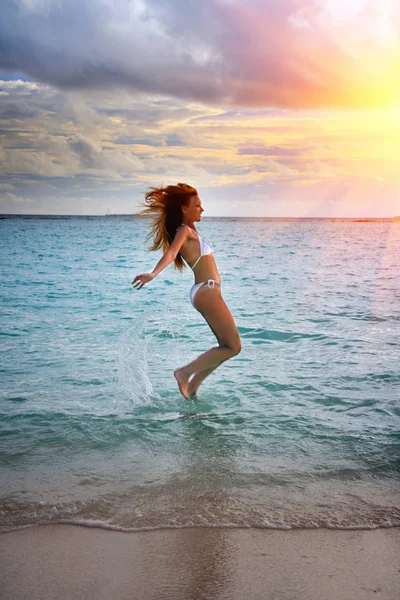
[138,183,197,271]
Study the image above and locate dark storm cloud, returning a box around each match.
[0,0,225,102]
[1,1,399,108]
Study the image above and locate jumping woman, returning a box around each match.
[132,183,241,400]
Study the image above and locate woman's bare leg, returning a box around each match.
[187,319,223,397]
[174,287,241,399]
[174,346,234,399]
[187,367,217,398]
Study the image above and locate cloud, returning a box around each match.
[238,144,311,157]
[165,133,187,146]
[0,191,33,207]
[0,74,399,216]
[0,77,228,212]
[113,136,163,146]
[0,1,399,108]
[69,134,145,176]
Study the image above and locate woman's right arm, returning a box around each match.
[132,225,189,290]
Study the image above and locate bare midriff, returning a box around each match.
[191,254,221,285]
[179,231,221,284]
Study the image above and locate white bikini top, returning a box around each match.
[189,228,212,270]
[178,225,212,270]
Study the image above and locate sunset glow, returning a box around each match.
[0,0,399,216]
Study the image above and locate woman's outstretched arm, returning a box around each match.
[132,225,189,290]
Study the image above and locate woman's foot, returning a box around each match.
[187,378,198,399]
[187,367,216,399]
[188,389,198,400]
[174,368,190,400]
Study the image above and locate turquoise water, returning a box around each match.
[1,216,399,532]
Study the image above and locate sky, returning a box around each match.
[0,0,399,217]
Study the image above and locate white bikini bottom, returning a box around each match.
[190,279,221,309]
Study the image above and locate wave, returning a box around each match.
[1,481,399,533]
[238,327,330,343]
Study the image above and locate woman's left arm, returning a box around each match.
[132,226,189,290]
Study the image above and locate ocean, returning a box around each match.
[0,216,399,532]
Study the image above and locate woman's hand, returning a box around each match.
[132,273,154,290]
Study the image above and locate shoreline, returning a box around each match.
[1,524,399,599]
[1,521,400,534]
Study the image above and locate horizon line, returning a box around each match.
[0,214,399,220]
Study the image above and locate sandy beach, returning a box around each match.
[0,525,399,599]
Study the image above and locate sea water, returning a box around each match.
[0,216,399,532]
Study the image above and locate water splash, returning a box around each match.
[112,308,196,407]
[113,312,161,406]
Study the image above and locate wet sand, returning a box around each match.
[0,525,399,599]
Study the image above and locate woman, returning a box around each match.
[132,183,241,400]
